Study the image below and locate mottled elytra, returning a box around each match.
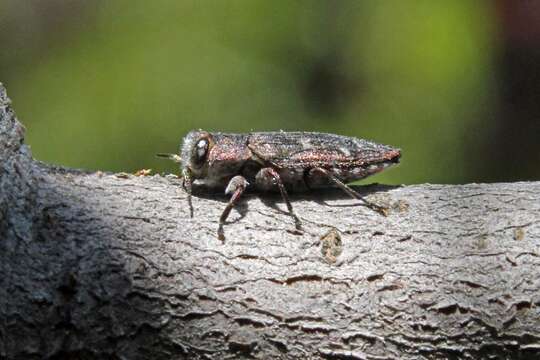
[158,130,401,240]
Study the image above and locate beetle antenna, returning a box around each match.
[156,153,182,163]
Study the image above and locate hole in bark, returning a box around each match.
[367,273,384,282]
[437,304,458,315]
[515,300,532,311]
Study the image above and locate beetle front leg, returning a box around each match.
[182,168,194,218]
[218,175,249,241]
[309,167,388,216]
[256,167,302,231]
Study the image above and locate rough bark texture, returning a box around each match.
[1,83,540,360]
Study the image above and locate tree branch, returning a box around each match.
[1,83,539,359]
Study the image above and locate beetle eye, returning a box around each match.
[194,138,209,164]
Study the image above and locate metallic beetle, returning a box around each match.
[159,130,401,239]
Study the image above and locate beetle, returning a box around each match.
[158,130,401,240]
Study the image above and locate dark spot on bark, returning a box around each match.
[237,254,261,261]
[515,300,532,311]
[57,272,78,300]
[506,255,518,266]
[367,273,384,282]
[285,275,323,285]
[459,280,486,289]
[437,303,458,315]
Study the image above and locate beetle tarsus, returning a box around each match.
[311,167,388,216]
[257,167,303,231]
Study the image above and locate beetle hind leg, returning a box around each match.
[309,167,388,216]
[218,175,249,241]
[256,167,302,231]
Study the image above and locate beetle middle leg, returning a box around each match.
[218,175,249,241]
[309,167,388,216]
[256,167,302,231]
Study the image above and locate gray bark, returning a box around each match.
[1,82,539,360]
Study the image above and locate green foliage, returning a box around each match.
[4,0,495,184]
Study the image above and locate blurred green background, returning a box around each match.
[1,0,539,184]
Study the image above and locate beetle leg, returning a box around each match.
[310,167,388,216]
[218,175,249,241]
[256,167,302,230]
[182,168,194,218]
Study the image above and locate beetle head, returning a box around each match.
[180,130,215,179]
